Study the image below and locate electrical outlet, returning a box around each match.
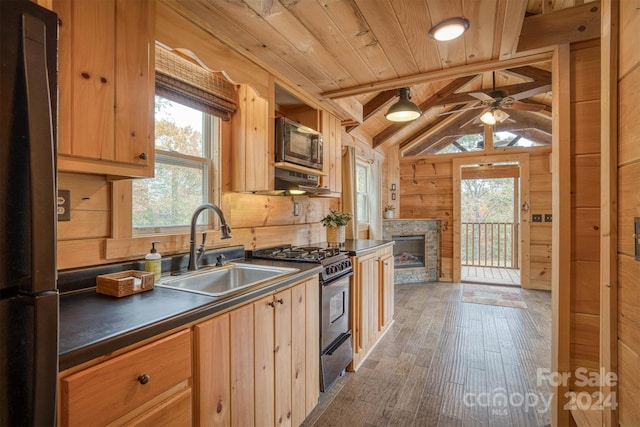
[57,190,70,221]
[293,202,300,217]
[544,213,552,222]
[532,214,542,223]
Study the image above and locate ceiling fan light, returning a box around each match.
[428,17,470,41]
[493,109,509,123]
[385,87,421,122]
[480,110,496,125]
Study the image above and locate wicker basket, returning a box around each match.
[96,270,154,297]
[326,225,346,246]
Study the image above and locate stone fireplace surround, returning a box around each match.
[383,219,440,284]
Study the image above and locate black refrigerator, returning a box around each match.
[0,1,59,426]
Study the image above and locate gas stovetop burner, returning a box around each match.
[247,245,353,283]
[250,245,341,262]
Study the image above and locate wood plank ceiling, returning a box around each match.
[163,0,600,154]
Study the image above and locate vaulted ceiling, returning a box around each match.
[162,0,601,154]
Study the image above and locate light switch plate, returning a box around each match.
[293,202,300,217]
[57,190,70,221]
[532,214,542,223]
[544,213,552,222]
[635,217,640,260]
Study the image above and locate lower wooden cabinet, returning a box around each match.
[379,248,395,331]
[58,329,192,427]
[350,244,395,371]
[194,276,319,427]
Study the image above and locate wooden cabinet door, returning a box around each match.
[273,289,292,427]
[194,314,230,427]
[55,0,153,177]
[355,253,378,355]
[56,0,115,160]
[379,249,395,331]
[290,284,307,427]
[232,85,271,192]
[114,0,154,168]
[320,111,342,193]
[254,294,275,426]
[304,277,320,414]
[229,304,255,426]
[193,278,320,427]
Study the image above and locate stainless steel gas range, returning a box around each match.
[248,245,353,391]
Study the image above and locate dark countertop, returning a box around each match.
[341,239,394,255]
[307,239,393,255]
[59,258,321,371]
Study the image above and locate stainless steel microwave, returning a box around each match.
[275,117,323,170]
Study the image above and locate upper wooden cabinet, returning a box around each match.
[54,0,155,178]
[231,84,272,192]
[320,111,342,194]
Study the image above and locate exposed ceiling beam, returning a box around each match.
[372,76,477,147]
[401,108,482,155]
[436,81,550,107]
[505,66,552,83]
[345,90,396,132]
[402,107,552,156]
[321,51,554,99]
[517,1,601,52]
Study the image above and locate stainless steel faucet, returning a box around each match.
[188,203,232,271]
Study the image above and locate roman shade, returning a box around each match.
[155,44,237,120]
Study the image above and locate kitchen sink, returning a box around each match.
[156,263,299,297]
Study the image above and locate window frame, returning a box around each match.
[132,97,221,236]
[356,159,370,225]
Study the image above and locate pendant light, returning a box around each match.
[385,87,422,122]
[428,17,470,41]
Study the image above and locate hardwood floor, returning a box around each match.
[303,282,552,427]
[461,266,521,286]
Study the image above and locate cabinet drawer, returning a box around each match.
[125,387,192,427]
[60,329,192,426]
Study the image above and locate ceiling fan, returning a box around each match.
[441,71,551,125]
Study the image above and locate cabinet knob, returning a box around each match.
[268,301,276,308]
[137,374,151,385]
[138,152,148,160]
[277,298,284,305]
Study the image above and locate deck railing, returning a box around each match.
[461,222,518,268]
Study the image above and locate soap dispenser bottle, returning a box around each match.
[145,241,162,282]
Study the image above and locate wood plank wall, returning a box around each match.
[55,2,345,271]
[398,149,552,288]
[569,40,601,391]
[617,1,640,423]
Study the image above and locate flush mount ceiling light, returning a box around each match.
[428,17,470,41]
[385,87,422,122]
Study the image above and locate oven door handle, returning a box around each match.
[323,331,352,356]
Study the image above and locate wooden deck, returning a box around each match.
[462,266,521,286]
[303,281,552,427]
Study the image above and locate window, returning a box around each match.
[493,131,544,148]
[433,134,485,155]
[356,161,370,224]
[132,95,220,232]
